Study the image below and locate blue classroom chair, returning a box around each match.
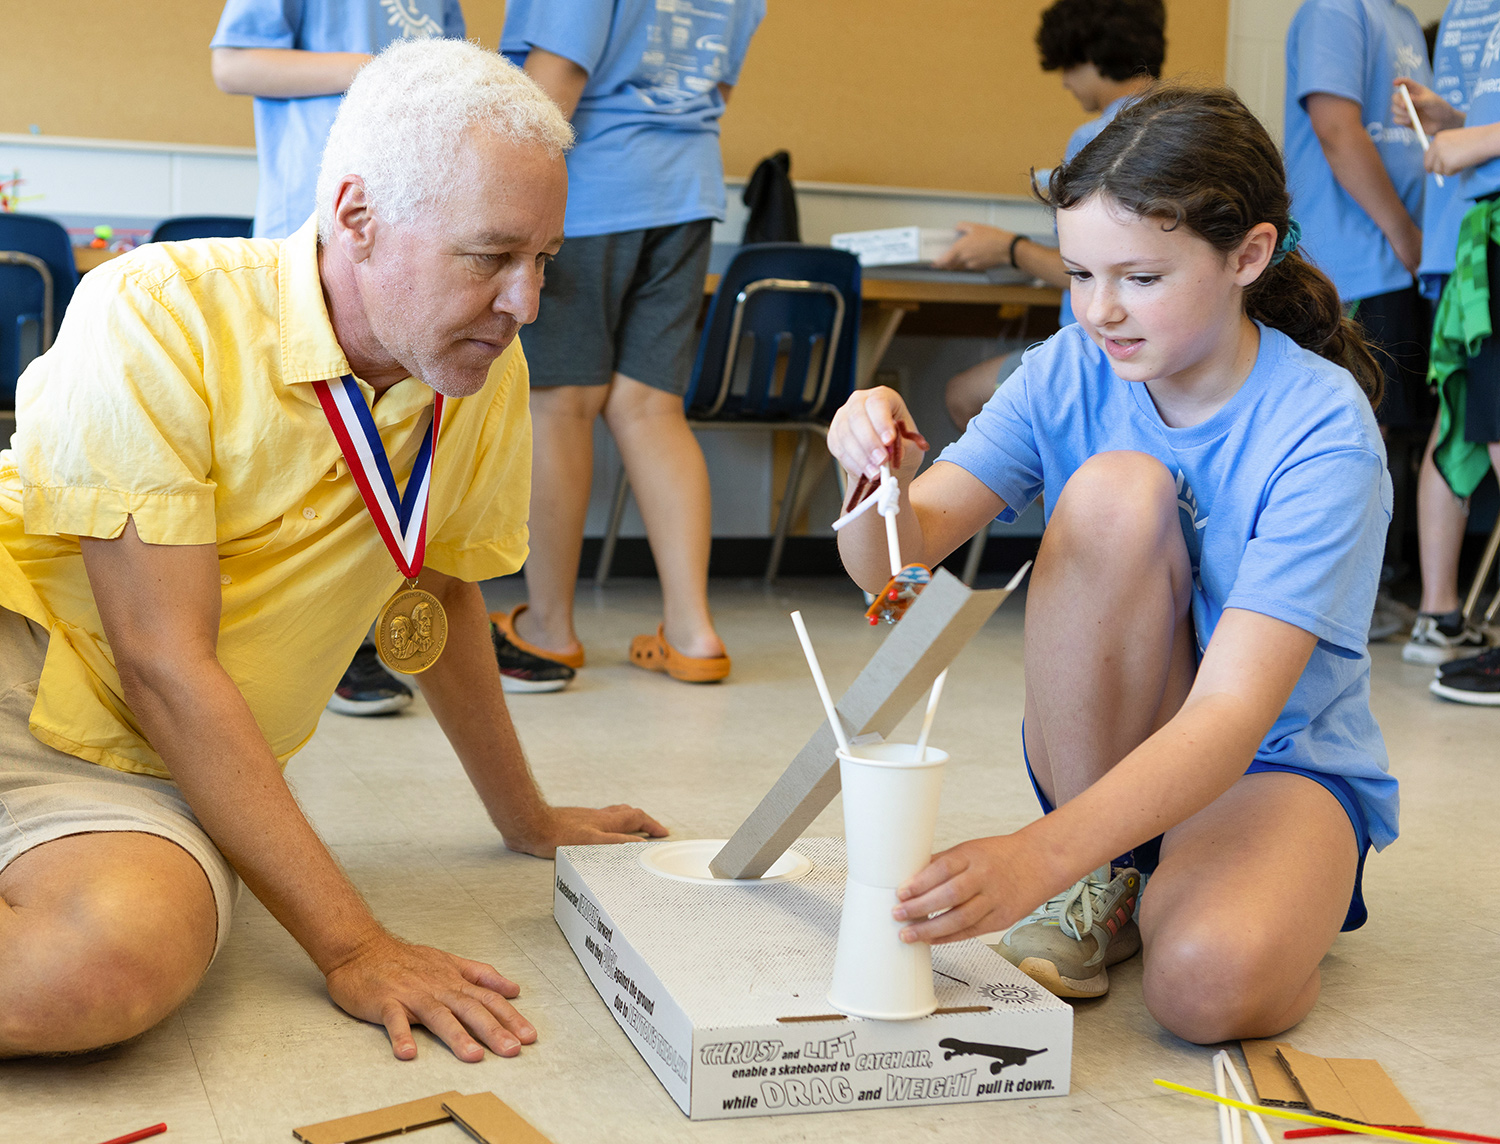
[596,244,862,583]
[0,213,79,410]
[150,215,254,243]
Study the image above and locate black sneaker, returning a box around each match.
[493,623,574,693]
[1430,647,1500,705]
[326,644,414,716]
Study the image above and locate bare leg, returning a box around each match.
[1022,451,1197,806]
[1417,420,1468,615]
[944,355,1007,431]
[0,832,217,1055]
[603,373,724,659]
[1140,771,1357,1043]
[516,384,609,658]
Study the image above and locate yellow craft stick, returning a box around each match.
[1152,1079,1436,1144]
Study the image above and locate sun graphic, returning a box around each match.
[980,981,1047,1006]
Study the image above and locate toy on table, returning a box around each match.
[832,419,932,624]
[89,225,113,249]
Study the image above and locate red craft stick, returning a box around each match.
[95,1124,167,1144]
[1284,1126,1500,1144]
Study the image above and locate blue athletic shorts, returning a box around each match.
[1022,732,1370,931]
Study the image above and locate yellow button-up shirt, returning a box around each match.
[0,218,531,778]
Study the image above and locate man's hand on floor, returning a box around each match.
[324,930,536,1062]
[502,804,668,859]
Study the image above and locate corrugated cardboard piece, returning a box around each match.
[1241,1040,1423,1127]
[292,1091,460,1144]
[711,568,1009,879]
[443,1093,550,1143]
[293,1091,551,1144]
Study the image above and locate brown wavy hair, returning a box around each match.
[1044,84,1383,409]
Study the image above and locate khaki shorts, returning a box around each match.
[0,607,240,957]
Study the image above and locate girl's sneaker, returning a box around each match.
[992,866,1142,998]
[1402,611,1487,665]
[1430,647,1500,705]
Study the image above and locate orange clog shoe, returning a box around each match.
[628,625,731,683]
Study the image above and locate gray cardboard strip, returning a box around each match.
[711,568,1008,879]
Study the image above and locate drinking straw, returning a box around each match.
[95,1125,167,1144]
[1216,1053,1241,1144]
[1399,83,1446,187]
[879,464,902,576]
[790,611,850,753]
[1217,1050,1275,1144]
[1153,1080,1438,1144]
[913,669,948,761]
[1285,1129,1500,1143]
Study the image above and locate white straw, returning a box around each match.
[913,669,947,760]
[1399,83,1445,187]
[790,611,850,753]
[880,464,903,576]
[1004,561,1033,592]
[1218,1051,1274,1144]
[1214,1054,1234,1144]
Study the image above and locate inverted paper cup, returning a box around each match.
[827,879,938,1020]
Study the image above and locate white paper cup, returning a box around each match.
[837,743,947,888]
[827,879,938,1020]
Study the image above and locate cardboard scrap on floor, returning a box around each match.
[1240,1040,1424,1127]
[292,1090,551,1144]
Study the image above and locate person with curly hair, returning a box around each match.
[938,0,1166,430]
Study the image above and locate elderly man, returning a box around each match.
[0,39,663,1062]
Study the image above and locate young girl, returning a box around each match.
[828,86,1398,1044]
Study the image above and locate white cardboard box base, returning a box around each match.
[554,839,1074,1120]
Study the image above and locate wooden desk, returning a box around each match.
[703,272,1061,389]
[74,246,126,273]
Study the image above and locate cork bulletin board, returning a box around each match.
[4,0,1225,197]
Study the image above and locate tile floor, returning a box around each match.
[3,575,1498,1142]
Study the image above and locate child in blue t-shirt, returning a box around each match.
[829,86,1395,1043]
[1389,10,1500,703]
[938,0,1166,430]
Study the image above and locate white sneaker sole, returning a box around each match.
[500,674,570,694]
[1404,640,1485,665]
[1013,956,1111,999]
[1429,678,1500,705]
[326,693,412,716]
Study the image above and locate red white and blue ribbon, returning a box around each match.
[313,375,444,579]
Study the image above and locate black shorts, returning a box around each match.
[1352,284,1433,429]
[1461,238,1500,444]
[520,220,712,396]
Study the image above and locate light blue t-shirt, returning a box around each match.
[940,322,1398,850]
[1460,18,1500,198]
[501,0,766,238]
[1056,95,1135,326]
[1284,0,1430,302]
[1420,0,1500,290]
[211,0,465,240]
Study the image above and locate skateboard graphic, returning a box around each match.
[938,1038,1049,1075]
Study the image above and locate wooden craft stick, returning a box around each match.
[1153,1080,1437,1144]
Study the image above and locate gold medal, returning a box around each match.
[375,581,448,674]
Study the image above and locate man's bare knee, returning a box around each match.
[0,838,216,1055]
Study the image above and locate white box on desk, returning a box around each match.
[553,838,1073,1120]
[830,226,960,267]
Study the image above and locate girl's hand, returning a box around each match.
[1390,78,1464,135]
[1425,124,1500,176]
[892,833,1060,945]
[828,387,928,484]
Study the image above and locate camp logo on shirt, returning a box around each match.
[1395,41,1426,77]
[380,0,443,39]
[1175,469,1209,588]
[1483,19,1500,70]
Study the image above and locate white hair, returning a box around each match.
[315,38,573,241]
